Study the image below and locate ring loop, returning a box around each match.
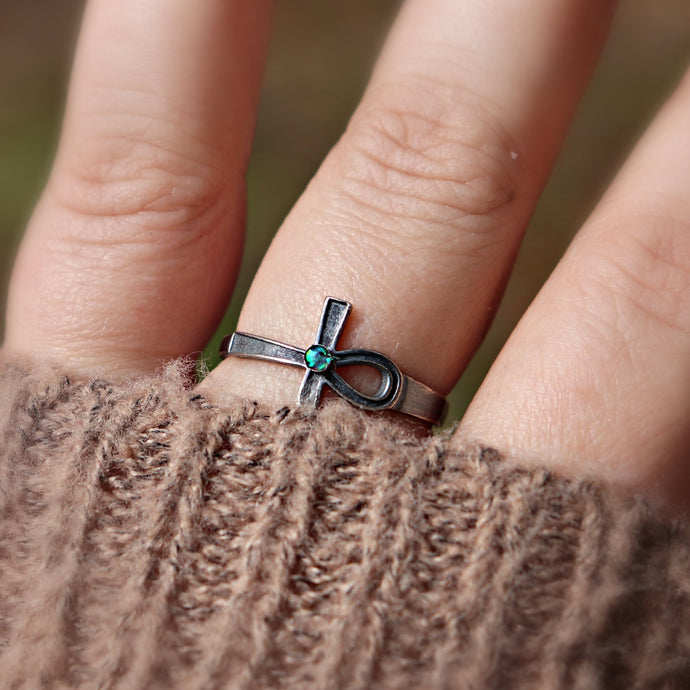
[219,297,448,426]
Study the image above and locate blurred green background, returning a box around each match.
[0,1,688,421]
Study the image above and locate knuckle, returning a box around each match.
[580,217,690,336]
[335,82,520,235]
[49,121,239,235]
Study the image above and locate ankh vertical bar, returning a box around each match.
[298,298,351,405]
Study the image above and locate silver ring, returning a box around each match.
[219,297,448,426]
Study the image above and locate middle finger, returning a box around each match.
[205,0,617,413]
[5,0,273,377]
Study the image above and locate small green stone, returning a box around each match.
[305,345,333,372]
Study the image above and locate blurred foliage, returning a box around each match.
[0,0,688,422]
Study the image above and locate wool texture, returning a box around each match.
[0,356,689,690]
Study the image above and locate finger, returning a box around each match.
[459,69,690,497]
[202,0,616,414]
[5,0,273,376]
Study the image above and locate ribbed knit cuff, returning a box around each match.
[0,356,689,689]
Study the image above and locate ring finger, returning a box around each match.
[203,0,617,418]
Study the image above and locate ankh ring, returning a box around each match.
[219,297,448,426]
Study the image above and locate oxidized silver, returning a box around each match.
[219,297,448,426]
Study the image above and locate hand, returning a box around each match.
[4,1,690,504]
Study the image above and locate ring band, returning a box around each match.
[219,297,448,426]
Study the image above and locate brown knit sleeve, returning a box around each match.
[0,356,688,690]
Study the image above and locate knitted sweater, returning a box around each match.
[0,356,688,690]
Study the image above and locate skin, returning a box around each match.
[4,0,690,507]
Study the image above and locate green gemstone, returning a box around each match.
[304,345,333,372]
